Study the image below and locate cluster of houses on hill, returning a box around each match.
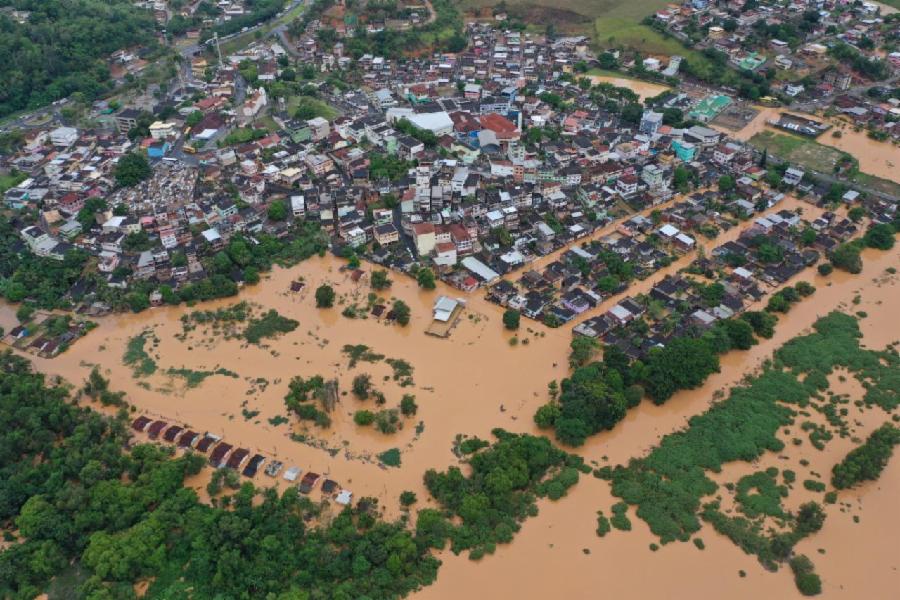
[653,0,900,102]
[1,20,893,318]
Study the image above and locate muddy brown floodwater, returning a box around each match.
[416,244,900,600]
[717,106,900,183]
[2,239,898,598]
[587,75,670,102]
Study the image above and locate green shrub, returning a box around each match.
[354,410,375,426]
[378,448,401,467]
[803,479,826,493]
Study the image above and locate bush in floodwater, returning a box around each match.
[354,410,375,426]
[378,448,401,467]
[790,555,822,596]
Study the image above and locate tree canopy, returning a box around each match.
[0,352,440,599]
[0,0,157,117]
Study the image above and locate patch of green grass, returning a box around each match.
[123,332,157,377]
[595,18,679,54]
[287,96,339,121]
[378,447,402,467]
[0,171,27,194]
[596,511,611,537]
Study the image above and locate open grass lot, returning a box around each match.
[749,130,848,173]
[460,0,713,64]
[286,96,339,120]
[750,130,900,198]
[0,171,27,194]
[852,171,900,199]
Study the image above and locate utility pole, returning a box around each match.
[212,31,223,68]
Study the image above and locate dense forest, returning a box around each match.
[0,0,157,117]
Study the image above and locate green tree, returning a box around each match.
[830,243,862,274]
[114,152,152,187]
[718,175,735,193]
[644,338,719,404]
[392,299,411,326]
[534,402,560,429]
[502,309,520,331]
[400,394,418,416]
[864,223,895,250]
[371,270,392,290]
[569,337,600,368]
[267,200,288,221]
[416,267,436,290]
[831,423,900,489]
[315,284,335,308]
[77,197,108,230]
[16,304,35,323]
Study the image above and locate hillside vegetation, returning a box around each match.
[0,0,157,118]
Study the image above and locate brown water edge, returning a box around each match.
[586,75,670,102]
[0,254,575,520]
[416,245,900,600]
[715,106,900,183]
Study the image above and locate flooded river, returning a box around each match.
[1,234,897,597]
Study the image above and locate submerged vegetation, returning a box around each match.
[243,309,299,344]
[593,312,898,594]
[122,330,157,377]
[283,374,334,428]
[421,429,587,560]
[831,423,900,489]
[0,352,441,599]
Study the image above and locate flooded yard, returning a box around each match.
[720,106,900,184]
[587,75,670,101]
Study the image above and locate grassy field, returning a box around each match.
[287,96,339,121]
[749,130,848,173]
[750,130,900,197]
[460,0,707,62]
[0,171,27,194]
